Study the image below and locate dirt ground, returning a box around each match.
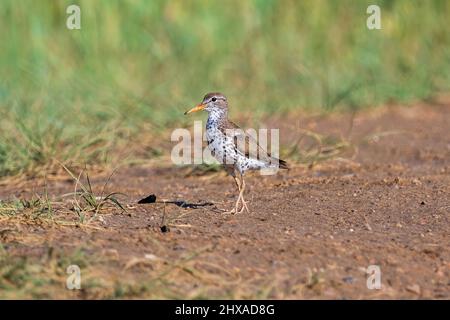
[0,100,449,299]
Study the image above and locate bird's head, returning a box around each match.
[184,92,228,115]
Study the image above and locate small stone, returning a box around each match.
[145,254,160,261]
[342,276,354,284]
[102,249,119,259]
[406,284,421,295]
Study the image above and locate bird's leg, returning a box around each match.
[232,175,242,214]
[237,177,249,213]
[221,174,241,214]
[233,176,241,192]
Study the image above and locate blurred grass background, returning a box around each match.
[1,0,450,176]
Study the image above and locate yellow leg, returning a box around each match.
[237,178,250,213]
[225,174,250,214]
[223,175,241,214]
[233,176,241,191]
[233,176,242,214]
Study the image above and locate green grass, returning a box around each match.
[1,0,450,176]
[60,163,126,222]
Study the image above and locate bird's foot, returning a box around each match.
[213,194,249,215]
[238,199,250,213]
[215,203,247,215]
[212,205,237,215]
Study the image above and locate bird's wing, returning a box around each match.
[226,120,274,164]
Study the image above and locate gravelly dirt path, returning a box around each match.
[0,102,449,299]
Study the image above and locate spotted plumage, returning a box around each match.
[184,92,288,213]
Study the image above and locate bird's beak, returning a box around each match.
[184,103,205,115]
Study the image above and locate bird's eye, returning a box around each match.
[211,97,217,102]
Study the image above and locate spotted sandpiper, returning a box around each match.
[184,92,288,213]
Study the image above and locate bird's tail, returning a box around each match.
[271,157,289,170]
[278,158,289,169]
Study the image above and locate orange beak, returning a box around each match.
[184,103,205,115]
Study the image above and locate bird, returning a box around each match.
[184,92,289,213]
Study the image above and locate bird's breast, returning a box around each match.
[206,128,236,162]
